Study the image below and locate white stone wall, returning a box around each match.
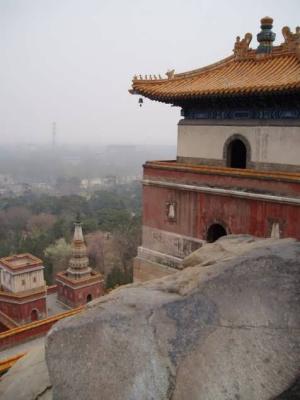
[1,268,45,293]
[1,269,13,291]
[177,124,300,167]
[140,226,204,268]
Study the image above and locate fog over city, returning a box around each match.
[1,0,299,146]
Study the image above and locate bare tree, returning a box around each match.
[4,207,32,232]
[27,213,57,235]
[86,231,105,274]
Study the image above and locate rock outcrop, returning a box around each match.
[46,235,300,400]
[0,345,52,400]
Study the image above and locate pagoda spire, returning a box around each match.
[73,213,84,243]
[67,215,91,279]
[56,213,104,307]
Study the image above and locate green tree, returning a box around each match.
[106,266,132,289]
[89,190,125,211]
[97,209,131,232]
[44,238,72,283]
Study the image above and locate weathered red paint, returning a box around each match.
[0,296,46,325]
[57,281,104,308]
[144,164,300,197]
[0,308,83,351]
[0,322,8,333]
[142,165,300,241]
[46,285,58,295]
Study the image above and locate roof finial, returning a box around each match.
[257,16,276,54]
[73,213,84,243]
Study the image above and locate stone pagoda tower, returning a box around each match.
[130,17,300,281]
[56,215,104,308]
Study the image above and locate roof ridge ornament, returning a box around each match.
[133,74,163,81]
[130,17,300,103]
[256,16,276,54]
[166,69,175,79]
[282,26,300,58]
[233,33,252,60]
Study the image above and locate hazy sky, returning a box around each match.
[1,0,299,145]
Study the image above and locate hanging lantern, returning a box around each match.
[138,97,144,107]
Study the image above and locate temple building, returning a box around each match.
[130,17,300,279]
[56,217,104,308]
[0,254,47,326]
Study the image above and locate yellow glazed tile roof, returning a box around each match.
[130,21,300,103]
[132,54,300,102]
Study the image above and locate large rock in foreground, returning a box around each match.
[0,345,52,400]
[46,236,300,400]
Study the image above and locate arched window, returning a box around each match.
[207,224,227,243]
[227,139,247,168]
[224,135,250,169]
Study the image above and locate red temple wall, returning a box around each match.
[0,322,8,333]
[47,285,58,295]
[0,319,53,350]
[0,297,47,325]
[144,166,300,197]
[57,281,104,308]
[143,185,300,240]
[0,308,83,351]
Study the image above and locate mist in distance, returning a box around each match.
[1,0,299,146]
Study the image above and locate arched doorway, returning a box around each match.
[207,224,227,243]
[86,294,92,303]
[30,309,38,322]
[227,139,247,168]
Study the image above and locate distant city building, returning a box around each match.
[103,175,117,186]
[0,254,47,325]
[56,217,104,308]
[81,175,140,191]
[0,174,14,186]
[130,17,300,280]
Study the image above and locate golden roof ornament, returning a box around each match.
[282,26,300,57]
[166,69,175,79]
[233,33,252,60]
[130,17,300,103]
